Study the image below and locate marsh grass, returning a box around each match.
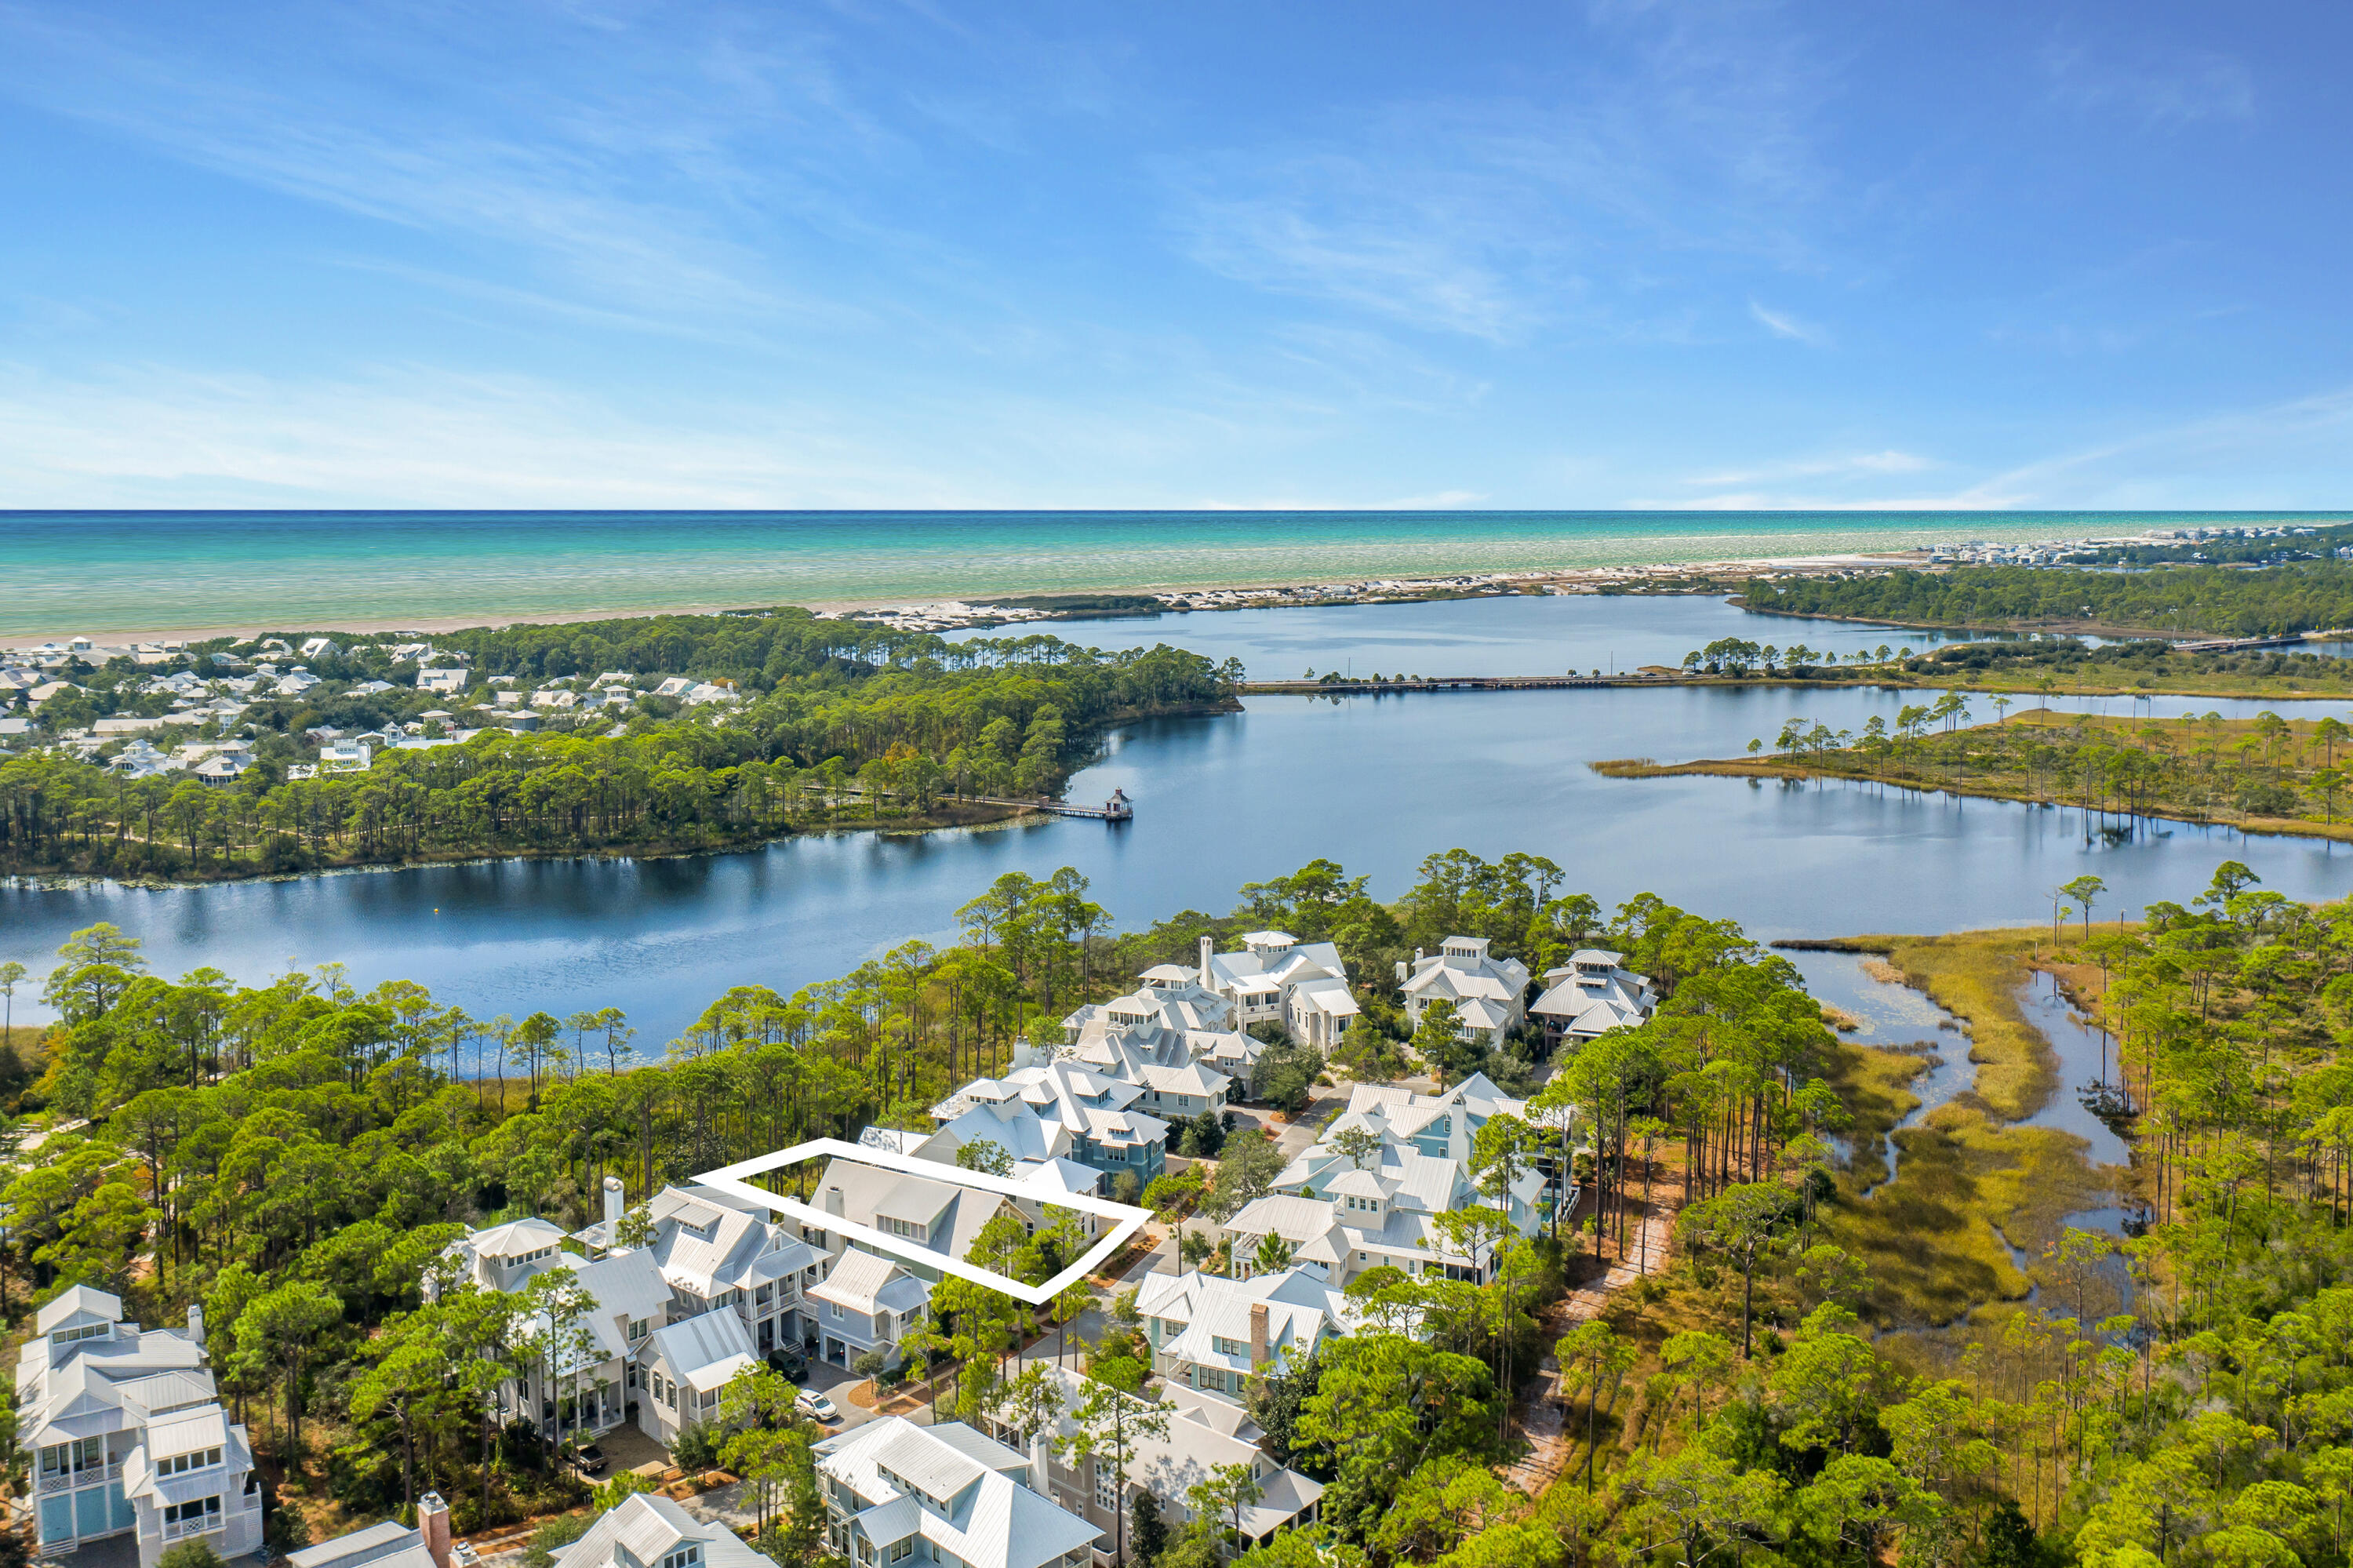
[1813,929,2117,1330]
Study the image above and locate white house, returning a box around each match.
[1053,946,1264,1101]
[289,1493,451,1568]
[926,1061,1170,1195]
[1221,1118,1547,1287]
[1131,1267,1357,1400]
[1203,933,1361,1049]
[1529,950,1654,1046]
[805,1251,934,1373]
[1398,937,1532,1048]
[1319,1073,1530,1165]
[638,1309,759,1446]
[1004,1363,1325,1555]
[427,1217,670,1443]
[813,1417,1100,1568]
[16,1286,264,1566]
[552,1493,773,1568]
[636,1181,824,1357]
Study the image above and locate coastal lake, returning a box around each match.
[7,597,2350,1041]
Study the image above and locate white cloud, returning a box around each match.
[1747,298,1829,346]
[1639,386,2353,511]
[1686,449,1932,487]
[2040,35,2255,126]
[1164,1,1831,341]
[0,362,972,509]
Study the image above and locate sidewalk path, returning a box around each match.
[1501,1197,1678,1497]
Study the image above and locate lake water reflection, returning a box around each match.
[7,598,2351,1041]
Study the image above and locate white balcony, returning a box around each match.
[162,1516,222,1541]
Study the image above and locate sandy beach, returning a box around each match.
[4,550,1927,649]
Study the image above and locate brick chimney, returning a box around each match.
[416,1493,451,1568]
[1249,1302,1268,1370]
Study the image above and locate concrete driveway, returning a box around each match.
[798,1359,885,1435]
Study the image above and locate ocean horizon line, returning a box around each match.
[9,506,2346,644]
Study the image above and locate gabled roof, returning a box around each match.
[809,1251,932,1318]
[645,1308,758,1392]
[817,1417,1098,1568]
[1028,1364,1326,1541]
[471,1217,568,1258]
[569,1250,672,1360]
[554,1493,771,1568]
[287,1519,435,1568]
[1137,1060,1229,1097]
[646,1185,819,1301]
[37,1284,121,1335]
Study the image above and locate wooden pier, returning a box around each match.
[964,787,1134,820]
[1239,674,1642,694]
[2171,631,2350,654]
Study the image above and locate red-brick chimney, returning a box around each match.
[417,1493,451,1568]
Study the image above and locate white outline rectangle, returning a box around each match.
[697,1138,1154,1307]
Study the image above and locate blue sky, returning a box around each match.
[0,0,2346,510]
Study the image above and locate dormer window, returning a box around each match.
[662,1546,702,1568]
[160,1448,224,1476]
[53,1322,109,1346]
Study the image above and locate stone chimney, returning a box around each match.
[186,1304,205,1348]
[1198,935,1213,988]
[1249,1302,1268,1370]
[416,1492,451,1568]
[1027,1433,1053,1497]
[602,1175,624,1233]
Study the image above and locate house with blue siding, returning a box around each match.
[15,1286,264,1566]
[926,1060,1169,1195]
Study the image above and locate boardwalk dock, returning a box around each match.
[2172,631,2351,654]
[963,787,1133,820]
[1239,674,1644,694]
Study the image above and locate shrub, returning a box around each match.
[160,1543,228,1568]
[591,1472,657,1511]
[852,1349,887,1384]
[671,1420,721,1472]
[522,1515,591,1568]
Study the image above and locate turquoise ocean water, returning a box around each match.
[5,509,2342,639]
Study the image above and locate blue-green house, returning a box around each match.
[19,1286,264,1566]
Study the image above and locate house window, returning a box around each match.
[160,1448,223,1476]
[41,1439,101,1478]
[52,1323,107,1346]
[881,1217,929,1242]
[628,1319,649,1341]
[889,1543,914,1564]
[1096,1468,1117,1510]
[1198,1366,1228,1392]
[163,1497,221,1526]
[661,1548,701,1568]
[828,1301,845,1321]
